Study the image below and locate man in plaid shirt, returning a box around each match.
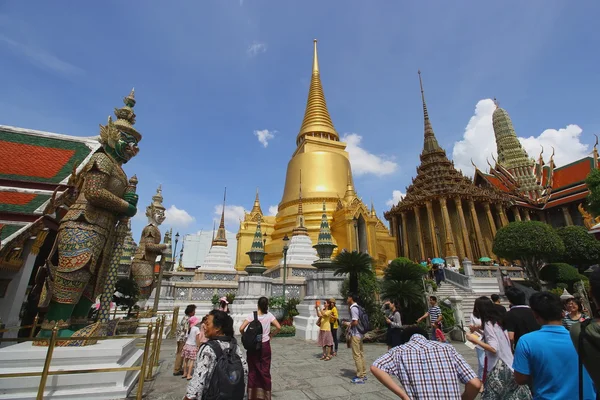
[173,304,196,376]
[371,326,481,400]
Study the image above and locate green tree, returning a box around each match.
[540,262,589,292]
[585,169,600,216]
[381,257,428,324]
[340,272,385,329]
[333,250,374,295]
[113,277,140,317]
[493,221,565,286]
[556,226,600,271]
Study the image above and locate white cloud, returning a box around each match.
[342,133,398,177]
[386,190,405,207]
[247,41,267,57]
[519,125,588,167]
[0,34,83,76]
[165,205,195,228]
[214,204,247,227]
[268,205,278,216]
[452,99,590,177]
[253,129,275,148]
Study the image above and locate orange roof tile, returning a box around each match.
[0,192,36,206]
[0,141,75,179]
[551,158,592,189]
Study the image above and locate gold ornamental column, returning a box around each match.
[562,206,574,226]
[496,205,509,227]
[454,197,473,261]
[413,206,426,261]
[439,198,457,257]
[523,209,531,221]
[483,202,497,236]
[469,200,487,258]
[425,200,439,257]
[400,211,409,258]
[512,206,522,222]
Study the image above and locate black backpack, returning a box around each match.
[203,337,246,400]
[241,311,263,352]
[356,305,372,334]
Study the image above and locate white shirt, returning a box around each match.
[245,312,275,342]
[186,326,200,346]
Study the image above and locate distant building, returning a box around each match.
[180,230,237,269]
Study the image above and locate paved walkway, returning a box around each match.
[132,337,480,400]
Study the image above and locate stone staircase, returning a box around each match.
[434,280,509,325]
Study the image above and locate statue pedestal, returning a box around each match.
[230,275,272,334]
[0,338,142,400]
[446,255,460,269]
[293,270,348,341]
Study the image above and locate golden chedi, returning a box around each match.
[235,40,396,275]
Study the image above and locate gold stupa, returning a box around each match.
[235,40,396,275]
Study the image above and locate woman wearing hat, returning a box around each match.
[329,298,339,356]
[218,296,230,314]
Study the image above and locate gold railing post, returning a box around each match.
[155,316,165,367]
[36,323,58,400]
[29,315,39,338]
[168,306,179,339]
[136,322,153,400]
[145,318,160,380]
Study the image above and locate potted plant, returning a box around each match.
[268,296,285,320]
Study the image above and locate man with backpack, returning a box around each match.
[184,310,248,400]
[343,293,369,384]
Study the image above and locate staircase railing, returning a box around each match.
[442,268,472,291]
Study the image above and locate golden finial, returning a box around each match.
[313,39,319,74]
[296,39,338,145]
[418,70,428,120]
[470,159,478,171]
[212,187,228,246]
[418,70,442,154]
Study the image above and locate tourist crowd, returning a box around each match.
[174,268,600,400]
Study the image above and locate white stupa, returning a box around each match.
[280,173,318,266]
[201,188,235,271]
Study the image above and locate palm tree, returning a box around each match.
[333,250,374,295]
[381,257,428,323]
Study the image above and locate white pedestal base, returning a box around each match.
[230,275,272,334]
[0,339,142,400]
[294,270,348,341]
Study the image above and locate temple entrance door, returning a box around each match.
[357,215,368,253]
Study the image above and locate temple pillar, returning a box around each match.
[469,200,487,259]
[512,206,522,222]
[439,198,459,267]
[523,209,531,221]
[413,206,426,261]
[483,202,497,236]
[454,197,474,261]
[496,205,509,227]
[538,211,547,223]
[425,200,439,257]
[562,206,574,226]
[400,211,409,258]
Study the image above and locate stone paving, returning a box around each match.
[132,336,480,400]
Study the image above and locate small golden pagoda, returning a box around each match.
[235,40,396,275]
[384,72,512,264]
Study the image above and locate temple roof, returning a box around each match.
[296,40,338,146]
[385,74,511,217]
[0,125,100,245]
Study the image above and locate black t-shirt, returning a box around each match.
[503,306,540,349]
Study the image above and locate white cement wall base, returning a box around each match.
[231,276,273,335]
[0,338,142,400]
[294,270,348,341]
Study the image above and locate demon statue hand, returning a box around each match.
[36,90,141,342]
[131,186,169,300]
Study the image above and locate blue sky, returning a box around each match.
[1,1,599,242]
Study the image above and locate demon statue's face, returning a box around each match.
[113,131,139,164]
[146,206,166,226]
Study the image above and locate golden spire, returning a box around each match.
[212,187,228,247]
[344,170,356,201]
[296,39,338,146]
[418,70,443,155]
[370,199,376,217]
[293,170,308,236]
[250,187,263,216]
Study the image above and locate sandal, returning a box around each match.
[332,352,337,356]
[320,355,326,360]
[324,356,332,361]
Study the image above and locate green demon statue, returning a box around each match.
[131,186,169,300]
[36,90,141,343]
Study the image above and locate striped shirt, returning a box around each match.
[562,313,589,331]
[429,306,442,325]
[372,334,477,399]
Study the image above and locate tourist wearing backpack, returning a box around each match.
[343,293,368,384]
[184,310,247,400]
[239,296,281,400]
